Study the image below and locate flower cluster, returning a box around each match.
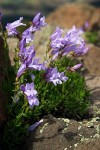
[20,83,39,108]
[45,67,68,86]
[18,13,47,78]
[6,17,26,36]
[6,13,47,108]
[50,26,88,60]
[6,13,88,108]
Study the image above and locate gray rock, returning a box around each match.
[23,115,100,150]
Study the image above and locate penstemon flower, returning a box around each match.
[6,17,26,36]
[19,45,35,64]
[63,26,88,56]
[28,59,46,71]
[50,27,64,60]
[28,119,43,131]
[44,67,68,86]
[17,63,26,78]
[17,45,35,77]
[16,13,47,78]
[17,46,46,78]
[67,63,82,72]
[20,83,39,108]
[62,26,88,56]
[19,12,46,51]
[32,12,47,30]
[20,25,36,47]
[50,26,88,59]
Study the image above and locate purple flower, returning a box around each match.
[19,45,35,64]
[50,26,88,59]
[31,74,35,81]
[71,64,82,70]
[19,13,46,51]
[24,83,37,97]
[28,119,43,131]
[62,26,88,56]
[17,45,46,78]
[19,37,26,52]
[32,12,46,30]
[17,46,35,77]
[50,27,63,41]
[20,82,39,108]
[22,26,36,37]
[17,63,26,78]
[44,67,68,86]
[51,49,60,60]
[27,96,39,108]
[17,59,46,78]
[50,27,64,50]
[67,63,82,72]
[84,21,89,28]
[6,17,26,36]
[74,43,89,56]
[50,27,64,60]
[19,26,36,53]
[28,59,46,71]
[22,26,36,44]
[82,21,89,31]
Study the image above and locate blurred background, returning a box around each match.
[0,0,100,28]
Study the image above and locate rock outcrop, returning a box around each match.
[46,3,100,30]
[23,115,100,150]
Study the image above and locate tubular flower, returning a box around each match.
[17,46,46,78]
[20,82,39,108]
[6,17,26,36]
[28,59,46,71]
[50,27,63,41]
[19,13,46,51]
[67,63,82,72]
[44,67,68,86]
[17,63,26,78]
[62,26,88,56]
[17,45,35,77]
[32,12,47,30]
[19,45,35,64]
[50,27,64,60]
[28,119,43,131]
[17,60,46,78]
[19,26,36,53]
[50,26,88,59]
[17,13,47,77]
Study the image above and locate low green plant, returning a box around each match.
[2,57,90,150]
[85,31,98,44]
[32,57,90,120]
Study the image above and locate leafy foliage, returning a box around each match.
[85,31,98,44]
[32,57,90,120]
[2,57,90,149]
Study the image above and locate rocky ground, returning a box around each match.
[0,3,100,150]
[23,115,100,150]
